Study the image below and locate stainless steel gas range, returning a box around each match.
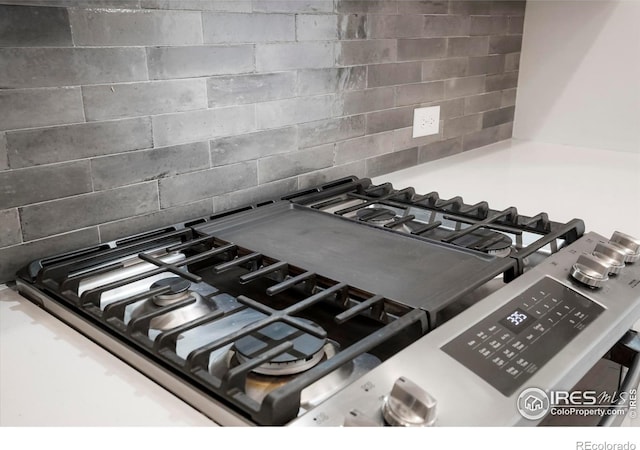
[15,176,640,427]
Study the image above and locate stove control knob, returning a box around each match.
[570,254,610,288]
[608,231,640,263]
[592,243,626,275]
[382,377,437,427]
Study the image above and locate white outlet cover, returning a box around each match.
[412,106,440,138]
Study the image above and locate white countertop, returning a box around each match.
[1,138,639,428]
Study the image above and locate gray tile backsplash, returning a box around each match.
[0,0,525,282]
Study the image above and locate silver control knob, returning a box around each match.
[592,242,626,274]
[608,231,640,263]
[382,377,437,427]
[570,254,610,288]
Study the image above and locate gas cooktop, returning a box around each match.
[15,177,640,426]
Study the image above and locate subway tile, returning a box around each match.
[83,79,207,121]
[0,5,71,47]
[365,147,417,178]
[430,98,465,119]
[214,178,299,212]
[298,115,365,148]
[486,71,518,91]
[501,88,517,107]
[393,125,441,151]
[0,87,83,131]
[256,42,334,71]
[159,162,257,208]
[208,72,296,107]
[508,16,525,35]
[99,200,213,243]
[395,81,444,107]
[490,1,526,16]
[418,137,463,163]
[297,67,366,95]
[335,131,394,165]
[443,114,482,139]
[336,1,398,14]
[0,161,92,209]
[258,144,334,184]
[338,40,397,65]
[462,122,513,151]
[338,14,369,39]
[211,127,297,166]
[505,53,521,71]
[469,16,508,36]
[252,1,334,13]
[366,106,413,134]
[152,105,255,147]
[20,183,159,241]
[338,87,395,115]
[489,35,522,54]
[0,48,148,88]
[422,15,470,37]
[6,118,152,168]
[203,12,294,43]
[141,0,252,11]
[297,14,338,41]
[482,106,515,128]
[0,208,21,248]
[69,9,202,46]
[367,62,422,88]
[444,76,486,99]
[464,92,502,114]
[14,1,140,7]
[91,142,210,190]
[397,38,447,61]
[397,1,448,14]
[467,55,505,76]
[298,160,366,189]
[449,1,491,15]
[0,133,7,170]
[146,45,254,80]
[448,36,489,57]
[0,228,99,283]
[256,95,334,129]
[422,58,468,81]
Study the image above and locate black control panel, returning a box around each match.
[442,277,604,396]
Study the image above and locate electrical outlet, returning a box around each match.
[412,106,440,138]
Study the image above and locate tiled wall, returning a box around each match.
[0,0,525,282]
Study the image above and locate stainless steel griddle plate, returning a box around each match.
[194,202,515,315]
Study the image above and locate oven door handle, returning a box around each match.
[598,333,640,427]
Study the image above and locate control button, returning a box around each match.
[344,409,380,427]
[570,254,610,288]
[592,242,626,274]
[608,231,640,263]
[382,377,437,427]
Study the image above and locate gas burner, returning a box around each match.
[129,277,218,331]
[356,207,397,223]
[234,320,327,376]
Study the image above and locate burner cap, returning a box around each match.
[150,277,191,295]
[234,319,327,376]
[457,229,513,257]
[356,207,397,223]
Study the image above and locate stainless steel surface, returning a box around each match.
[381,377,437,427]
[290,232,640,426]
[570,253,610,288]
[592,242,626,275]
[609,231,640,263]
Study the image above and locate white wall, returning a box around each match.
[513,0,640,153]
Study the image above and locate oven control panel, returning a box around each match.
[289,231,640,427]
[441,277,604,396]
